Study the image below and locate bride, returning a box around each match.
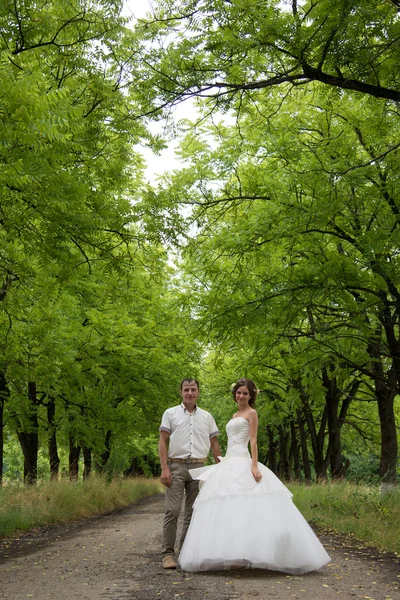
[178,377,331,574]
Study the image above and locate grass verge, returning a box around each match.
[0,476,163,538]
[288,480,400,556]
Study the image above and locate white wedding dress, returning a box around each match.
[179,417,331,573]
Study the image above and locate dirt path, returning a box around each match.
[0,495,399,600]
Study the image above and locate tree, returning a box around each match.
[0,0,200,482]
[133,0,400,483]
[155,82,400,483]
[135,0,400,116]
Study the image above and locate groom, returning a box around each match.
[158,378,221,569]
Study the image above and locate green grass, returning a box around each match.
[0,475,163,538]
[288,480,400,556]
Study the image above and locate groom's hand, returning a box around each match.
[161,467,172,487]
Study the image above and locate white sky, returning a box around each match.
[122,1,235,185]
[123,0,197,183]
[122,0,153,20]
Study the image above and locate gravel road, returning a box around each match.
[0,494,399,600]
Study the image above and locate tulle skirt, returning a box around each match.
[178,456,331,574]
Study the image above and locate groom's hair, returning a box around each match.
[180,378,200,391]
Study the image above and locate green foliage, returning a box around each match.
[344,453,381,485]
[0,475,163,537]
[289,481,400,555]
[135,0,400,112]
[2,0,400,486]
[133,1,400,482]
[0,0,203,482]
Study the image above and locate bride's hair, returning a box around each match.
[232,378,258,408]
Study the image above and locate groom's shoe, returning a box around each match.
[162,555,177,569]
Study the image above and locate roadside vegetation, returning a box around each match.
[289,481,400,556]
[0,476,163,538]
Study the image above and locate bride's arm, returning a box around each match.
[249,411,262,482]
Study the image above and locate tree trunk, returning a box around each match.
[322,369,345,479]
[295,382,328,480]
[47,398,60,481]
[0,388,3,486]
[290,420,301,480]
[368,329,398,484]
[296,409,312,482]
[376,379,398,483]
[0,373,8,486]
[278,425,291,481]
[96,430,112,473]
[83,448,92,479]
[124,456,145,477]
[265,426,278,474]
[69,438,81,481]
[16,382,39,485]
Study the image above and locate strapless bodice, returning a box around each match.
[225,417,251,458]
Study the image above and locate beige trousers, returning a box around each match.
[162,462,202,556]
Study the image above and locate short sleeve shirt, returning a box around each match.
[159,403,219,459]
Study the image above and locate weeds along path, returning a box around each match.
[0,494,399,600]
